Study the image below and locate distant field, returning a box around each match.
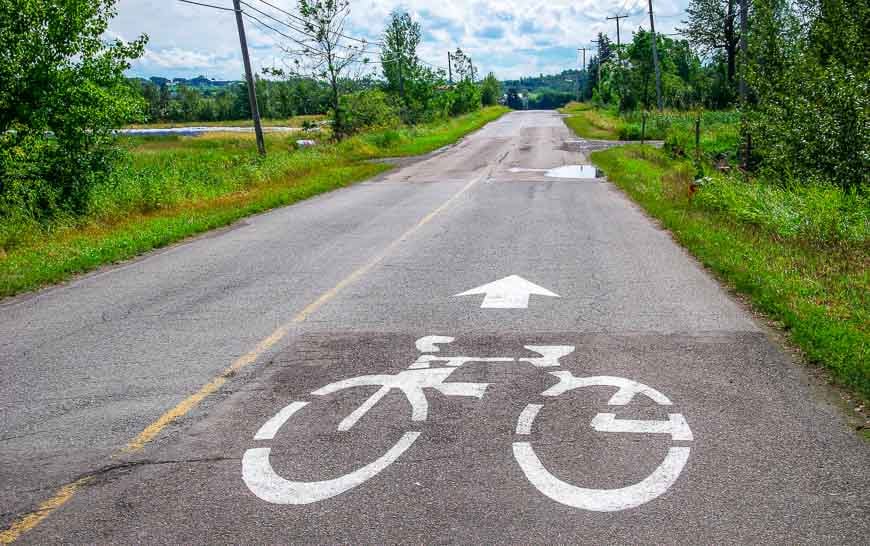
[124,114,325,129]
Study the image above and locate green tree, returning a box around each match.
[0,0,147,217]
[680,0,742,85]
[381,11,420,96]
[480,73,501,106]
[292,0,367,139]
[744,0,869,188]
[379,10,446,123]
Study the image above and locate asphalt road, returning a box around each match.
[1,110,867,544]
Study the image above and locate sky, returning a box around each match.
[108,0,689,81]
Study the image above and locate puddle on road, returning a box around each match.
[507,165,603,179]
[544,165,602,178]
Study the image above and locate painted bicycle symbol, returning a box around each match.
[242,336,693,511]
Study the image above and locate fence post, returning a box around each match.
[694,114,701,162]
[641,111,647,148]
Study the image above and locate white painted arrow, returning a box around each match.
[453,275,559,309]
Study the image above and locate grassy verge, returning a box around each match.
[591,145,869,401]
[123,115,325,129]
[558,102,623,140]
[0,106,509,298]
[559,102,740,160]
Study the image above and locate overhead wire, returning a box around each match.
[178,0,236,11]
[250,0,384,46]
[175,0,456,76]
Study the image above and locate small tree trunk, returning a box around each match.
[725,0,736,83]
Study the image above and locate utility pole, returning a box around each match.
[447,52,453,84]
[738,0,748,103]
[738,0,750,168]
[606,14,628,50]
[398,56,405,98]
[591,38,602,94]
[647,0,664,111]
[578,47,588,100]
[232,0,265,155]
[469,59,476,82]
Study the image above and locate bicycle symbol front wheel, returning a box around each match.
[242,396,421,505]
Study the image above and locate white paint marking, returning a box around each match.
[543,371,673,405]
[409,355,514,369]
[313,368,488,425]
[338,386,390,431]
[590,413,693,441]
[520,345,576,368]
[254,401,308,440]
[516,404,543,435]
[454,275,559,309]
[242,432,420,504]
[415,336,455,352]
[513,442,691,512]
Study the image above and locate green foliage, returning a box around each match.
[680,0,742,84]
[447,80,483,116]
[694,175,869,243]
[604,30,719,111]
[340,89,401,135]
[0,0,147,218]
[527,91,574,109]
[381,11,421,96]
[132,77,331,123]
[481,73,501,106]
[744,0,870,189]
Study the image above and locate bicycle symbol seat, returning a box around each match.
[242,336,692,511]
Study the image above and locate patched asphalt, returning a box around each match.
[2,111,868,544]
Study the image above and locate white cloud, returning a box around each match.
[111,0,689,80]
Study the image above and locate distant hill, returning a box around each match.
[129,75,242,91]
[501,69,584,95]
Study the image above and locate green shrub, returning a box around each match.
[338,90,401,136]
[0,0,147,221]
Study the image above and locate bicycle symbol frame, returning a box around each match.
[242,336,693,512]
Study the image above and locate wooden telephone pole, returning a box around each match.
[606,14,628,50]
[591,38,603,94]
[577,47,587,101]
[647,0,664,111]
[232,0,265,155]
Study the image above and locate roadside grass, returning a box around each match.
[559,102,741,159]
[123,114,325,129]
[558,102,623,140]
[0,106,509,298]
[591,145,869,401]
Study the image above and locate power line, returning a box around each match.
[178,0,236,11]
[250,0,383,46]
[240,0,309,35]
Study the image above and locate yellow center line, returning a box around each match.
[0,477,92,544]
[1,165,490,543]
